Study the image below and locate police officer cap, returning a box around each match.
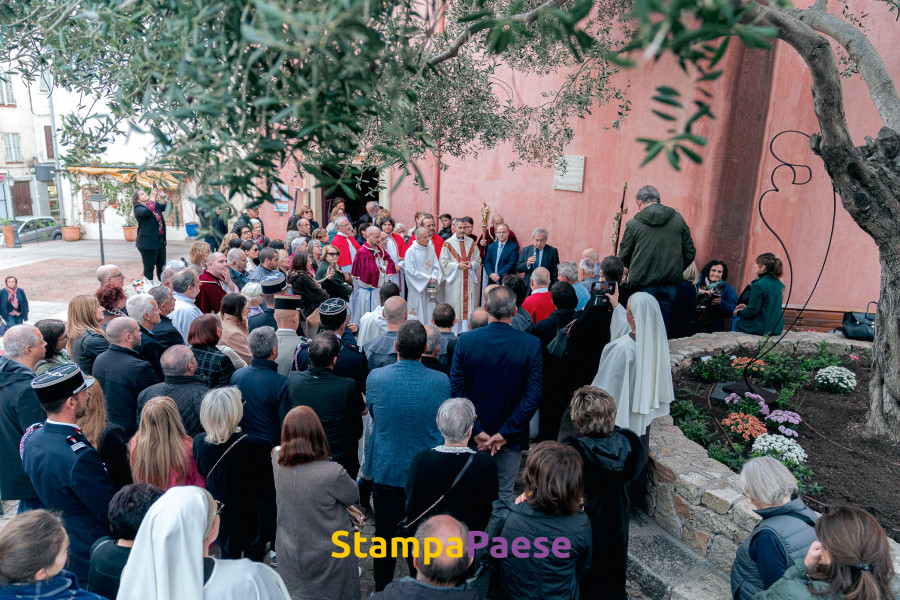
[273,295,302,311]
[261,273,286,294]
[31,364,95,405]
[318,298,348,327]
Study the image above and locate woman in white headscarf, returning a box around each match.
[116,486,289,600]
[591,291,675,435]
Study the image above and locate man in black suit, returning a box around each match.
[148,286,186,352]
[449,286,542,499]
[516,227,560,291]
[422,325,451,375]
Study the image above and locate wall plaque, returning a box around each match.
[553,155,585,192]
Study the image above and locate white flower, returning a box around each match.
[751,434,807,465]
[815,366,856,393]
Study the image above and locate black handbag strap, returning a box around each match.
[405,453,475,530]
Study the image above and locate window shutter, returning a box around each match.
[45,126,54,159]
[3,134,23,162]
[0,72,14,105]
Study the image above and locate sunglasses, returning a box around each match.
[215,500,225,516]
[327,252,340,257]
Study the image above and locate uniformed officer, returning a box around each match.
[249,273,285,332]
[21,364,116,582]
[273,294,307,375]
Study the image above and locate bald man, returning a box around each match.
[197,251,238,314]
[521,267,555,323]
[97,264,126,289]
[370,515,476,599]
[351,225,397,326]
[91,317,160,438]
[361,296,408,371]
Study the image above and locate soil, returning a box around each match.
[673,364,900,541]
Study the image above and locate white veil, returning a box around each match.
[628,292,674,431]
[116,486,208,600]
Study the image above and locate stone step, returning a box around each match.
[628,510,731,600]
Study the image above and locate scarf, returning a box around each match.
[6,287,18,311]
[699,278,726,293]
[146,200,166,235]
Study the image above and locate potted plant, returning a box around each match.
[117,194,138,242]
[61,224,81,241]
[1,218,14,247]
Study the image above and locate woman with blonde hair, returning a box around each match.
[116,486,289,600]
[219,293,252,365]
[189,241,212,274]
[67,294,109,375]
[77,381,132,490]
[193,387,276,561]
[299,205,319,230]
[129,396,206,491]
[218,232,238,253]
[315,244,353,300]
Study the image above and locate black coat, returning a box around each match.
[133,202,167,250]
[152,315,185,353]
[138,326,164,380]
[231,213,265,237]
[566,305,614,387]
[21,422,116,581]
[532,308,578,442]
[371,578,482,600]
[292,332,368,396]
[0,356,44,500]
[0,287,28,321]
[289,272,329,317]
[249,307,277,332]
[71,331,110,376]
[287,366,364,476]
[668,280,698,339]
[564,428,645,600]
[421,356,450,375]
[98,424,133,491]
[231,359,291,447]
[92,345,160,439]
[194,431,276,557]
[136,375,211,437]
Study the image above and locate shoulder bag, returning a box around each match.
[547,319,578,358]
[205,434,247,480]
[466,505,513,598]
[399,453,475,536]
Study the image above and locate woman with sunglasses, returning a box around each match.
[316,244,352,301]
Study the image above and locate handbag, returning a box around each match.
[205,434,247,479]
[546,319,577,358]
[398,453,475,536]
[466,506,512,598]
[842,301,877,341]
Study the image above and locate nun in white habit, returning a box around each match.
[116,486,289,600]
[591,292,675,435]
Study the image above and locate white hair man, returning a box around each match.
[516,227,559,291]
[226,248,249,289]
[147,285,184,351]
[350,226,397,326]
[135,345,210,437]
[355,200,380,243]
[169,269,203,342]
[0,325,47,509]
[439,215,481,334]
[558,261,590,310]
[330,215,361,274]
[401,226,442,325]
[580,257,600,293]
[126,293,164,379]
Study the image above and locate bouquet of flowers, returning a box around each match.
[751,433,807,466]
[815,366,856,394]
[722,412,767,441]
[131,277,153,295]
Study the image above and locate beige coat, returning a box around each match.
[221,314,252,364]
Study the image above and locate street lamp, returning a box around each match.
[89,191,108,264]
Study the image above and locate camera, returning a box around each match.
[585,280,616,309]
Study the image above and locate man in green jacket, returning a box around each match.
[618,185,696,332]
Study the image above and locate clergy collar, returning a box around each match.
[454,234,467,241]
[532,287,549,294]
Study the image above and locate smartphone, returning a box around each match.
[592,281,616,295]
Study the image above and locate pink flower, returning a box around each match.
[778,425,799,438]
[849,355,859,361]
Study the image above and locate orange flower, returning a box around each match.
[732,357,766,375]
[722,412,767,441]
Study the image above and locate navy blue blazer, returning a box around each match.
[21,421,116,581]
[231,358,291,446]
[516,244,560,290]
[449,322,542,450]
[484,241,520,281]
[0,287,28,321]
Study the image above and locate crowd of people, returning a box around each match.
[0,186,892,600]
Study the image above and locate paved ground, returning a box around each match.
[0,239,194,327]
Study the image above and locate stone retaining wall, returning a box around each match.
[645,331,873,572]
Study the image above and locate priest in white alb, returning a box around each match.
[439,218,481,333]
[401,226,442,325]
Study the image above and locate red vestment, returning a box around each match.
[352,243,397,287]
[332,233,361,268]
[197,270,228,314]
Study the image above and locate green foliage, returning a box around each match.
[799,342,845,371]
[792,464,822,496]
[671,399,711,445]
[691,354,735,382]
[756,353,809,389]
[708,442,745,471]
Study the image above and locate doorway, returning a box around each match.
[12,181,33,217]
[321,167,381,228]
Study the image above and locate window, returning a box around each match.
[38,71,50,93]
[3,133,23,163]
[0,72,14,105]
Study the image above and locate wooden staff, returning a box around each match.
[611,182,628,255]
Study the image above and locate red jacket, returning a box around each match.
[197,270,228,314]
[522,290,555,324]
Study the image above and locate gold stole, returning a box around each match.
[445,237,475,317]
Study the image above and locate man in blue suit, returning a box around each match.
[483,223,519,285]
[516,227,560,291]
[366,319,448,591]
[450,285,541,499]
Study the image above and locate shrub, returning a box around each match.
[725,392,770,418]
[708,442,745,471]
[757,352,810,389]
[722,412,767,442]
[692,354,735,382]
[815,366,857,394]
[766,410,802,437]
[800,342,845,371]
[751,433,807,465]
[671,400,711,445]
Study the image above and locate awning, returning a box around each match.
[67,166,186,190]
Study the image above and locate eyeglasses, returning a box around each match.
[215,500,225,516]
[111,273,124,278]
[327,252,340,257]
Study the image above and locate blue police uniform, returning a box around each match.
[20,365,116,583]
